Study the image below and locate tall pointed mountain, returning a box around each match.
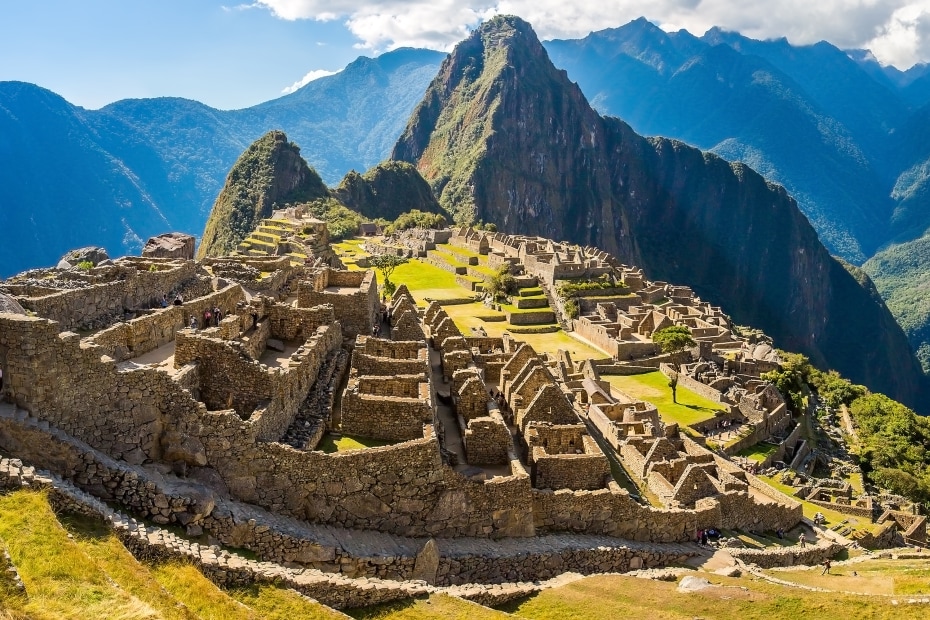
[198,131,328,258]
[393,15,930,410]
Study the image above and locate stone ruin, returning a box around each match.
[235,205,337,266]
[0,223,840,605]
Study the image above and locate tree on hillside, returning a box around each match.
[761,351,812,412]
[369,254,408,295]
[483,264,516,302]
[653,325,696,403]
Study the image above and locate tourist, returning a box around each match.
[160,294,168,308]
[213,306,221,326]
[189,316,197,330]
[777,528,784,539]
[203,308,212,327]
[174,294,183,306]
[798,533,807,548]
[821,559,831,575]
[700,529,708,546]
[0,366,3,392]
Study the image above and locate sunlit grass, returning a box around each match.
[348,593,509,620]
[151,562,256,620]
[502,573,908,620]
[0,490,160,620]
[604,372,724,427]
[317,434,396,453]
[230,584,345,619]
[59,513,195,620]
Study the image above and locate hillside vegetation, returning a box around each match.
[197,131,329,258]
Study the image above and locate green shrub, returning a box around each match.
[563,298,579,319]
[75,260,94,270]
[556,277,624,299]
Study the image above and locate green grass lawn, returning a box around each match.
[0,489,172,620]
[758,474,878,534]
[763,558,930,596]
[604,372,724,427]
[436,242,482,259]
[230,584,345,619]
[737,441,779,463]
[441,302,609,360]
[348,593,508,620]
[501,573,911,620]
[390,259,464,301]
[317,434,395,453]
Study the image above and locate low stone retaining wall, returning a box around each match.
[506,310,555,325]
[0,457,425,610]
[729,542,845,568]
[0,454,702,609]
[0,409,703,585]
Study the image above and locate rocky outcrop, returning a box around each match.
[57,246,109,268]
[142,232,195,260]
[0,293,25,316]
[197,130,329,258]
[332,161,441,222]
[392,15,930,411]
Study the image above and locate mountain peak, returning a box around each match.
[197,130,329,258]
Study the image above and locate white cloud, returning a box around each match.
[281,68,338,94]
[222,3,262,12]
[255,1,930,68]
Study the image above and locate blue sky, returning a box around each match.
[0,1,360,110]
[5,1,930,110]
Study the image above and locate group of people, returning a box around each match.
[159,293,184,308]
[706,418,739,436]
[696,528,721,547]
[188,305,224,330]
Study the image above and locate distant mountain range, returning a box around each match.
[0,48,445,277]
[8,17,930,382]
[542,19,930,374]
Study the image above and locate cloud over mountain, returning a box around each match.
[255,0,930,67]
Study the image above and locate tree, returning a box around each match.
[483,264,516,302]
[668,372,680,403]
[368,254,408,291]
[652,325,695,403]
[653,325,696,358]
[761,352,812,412]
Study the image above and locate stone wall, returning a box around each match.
[297,268,377,338]
[532,483,719,542]
[341,388,433,441]
[87,285,246,361]
[174,323,341,442]
[728,542,845,568]
[464,416,511,465]
[354,352,429,377]
[532,448,611,491]
[15,260,208,331]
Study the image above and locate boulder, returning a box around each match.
[411,539,440,584]
[677,576,712,592]
[60,246,109,267]
[142,233,196,260]
[0,293,26,315]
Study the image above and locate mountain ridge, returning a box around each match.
[391,14,930,411]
